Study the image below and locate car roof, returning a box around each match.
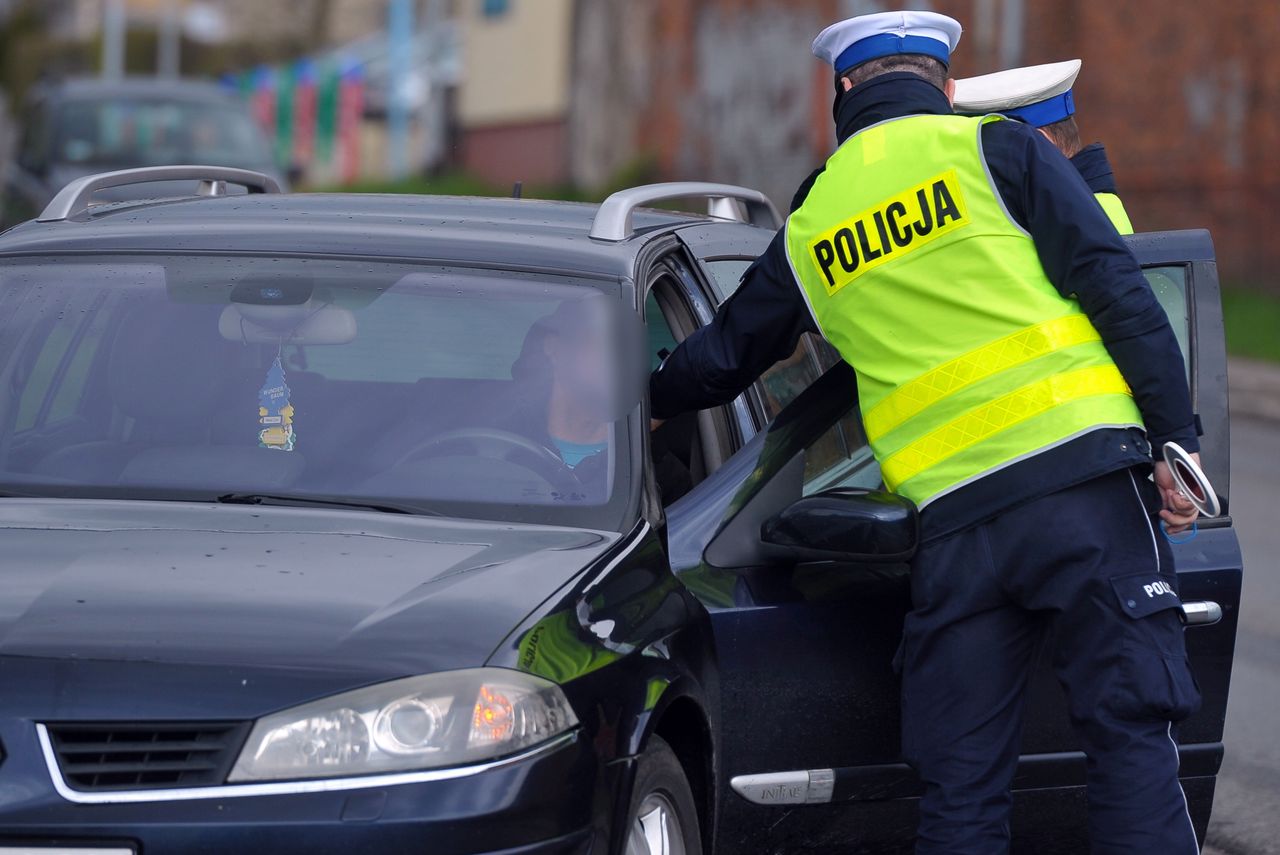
[30,76,239,105]
[0,192,732,279]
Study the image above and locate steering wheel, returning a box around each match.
[394,428,577,486]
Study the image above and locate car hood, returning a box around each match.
[0,499,615,677]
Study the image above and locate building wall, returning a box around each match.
[455,0,573,185]
[460,116,566,186]
[932,0,1280,284]
[565,1,895,195]
[456,0,573,126]
[55,0,388,48]
[570,0,1280,284]
[1069,0,1279,284]
[566,0,654,189]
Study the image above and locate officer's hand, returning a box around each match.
[1154,453,1200,534]
[650,418,665,432]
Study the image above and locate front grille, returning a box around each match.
[46,721,251,792]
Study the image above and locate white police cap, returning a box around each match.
[812,11,963,75]
[952,59,1082,127]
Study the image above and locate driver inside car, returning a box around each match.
[505,300,614,500]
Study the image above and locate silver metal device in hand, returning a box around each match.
[1162,441,1220,518]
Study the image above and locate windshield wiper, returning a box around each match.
[215,493,432,516]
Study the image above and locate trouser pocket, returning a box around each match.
[1106,571,1202,722]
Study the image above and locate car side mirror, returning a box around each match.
[760,488,918,564]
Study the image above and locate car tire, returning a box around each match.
[624,734,702,855]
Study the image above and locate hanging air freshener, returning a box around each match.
[257,355,296,451]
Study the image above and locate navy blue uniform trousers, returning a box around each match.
[900,467,1202,854]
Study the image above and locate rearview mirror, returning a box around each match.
[760,488,918,564]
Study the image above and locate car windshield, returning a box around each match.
[0,256,637,530]
[53,98,273,168]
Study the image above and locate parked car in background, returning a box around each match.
[1,77,285,227]
[0,168,1241,853]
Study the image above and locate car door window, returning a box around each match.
[701,258,754,301]
[749,333,882,494]
[645,291,679,371]
[645,272,716,503]
[1146,265,1191,381]
[755,333,831,421]
[802,408,881,493]
[696,251,880,493]
[697,254,840,427]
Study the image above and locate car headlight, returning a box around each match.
[227,669,578,782]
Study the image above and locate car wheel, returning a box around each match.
[624,735,701,855]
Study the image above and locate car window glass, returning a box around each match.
[0,258,634,531]
[702,258,754,301]
[290,290,557,382]
[645,279,711,502]
[1146,265,1191,381]
[13,321,74,432]
[48,301,112,423]
[801,342,880,493]
[12,288,106,431]
[753,335,880,493]
[802,409,882,494]
[755,333,837,422]
[645,291,679,370]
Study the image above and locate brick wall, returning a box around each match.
[581,0,1280,286]
[948,0,1280,286]
[460,117,568,187]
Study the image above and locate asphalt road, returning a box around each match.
[1204,416,1280,855]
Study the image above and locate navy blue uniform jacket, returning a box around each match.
[649,74,1199,541]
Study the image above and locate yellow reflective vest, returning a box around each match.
[1095,192,1135,235]
[785,113,1144,508]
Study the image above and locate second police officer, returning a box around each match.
[953,59,1137,233]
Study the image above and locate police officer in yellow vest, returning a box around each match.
[650,11,1203,854]
[953,59,1136,234]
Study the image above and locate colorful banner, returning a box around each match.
[229,55,366,185]
[250,66,275,135]
[274,63,295,167]
[292,59,317,166]
[338,62,365,185]
[315,62,340,168]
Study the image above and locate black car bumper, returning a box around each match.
[0,729,607,854]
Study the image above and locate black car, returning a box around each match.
[2,78,285,228]
[0,167,1241,854]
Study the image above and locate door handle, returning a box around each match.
[1180,600,1223,626]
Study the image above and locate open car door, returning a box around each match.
[665,229,1242,854]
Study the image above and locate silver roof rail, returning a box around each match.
[588,182,782,241]
[38,165,282,223]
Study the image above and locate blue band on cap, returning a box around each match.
[834,33,951,73]
[1006,90,1076,127]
